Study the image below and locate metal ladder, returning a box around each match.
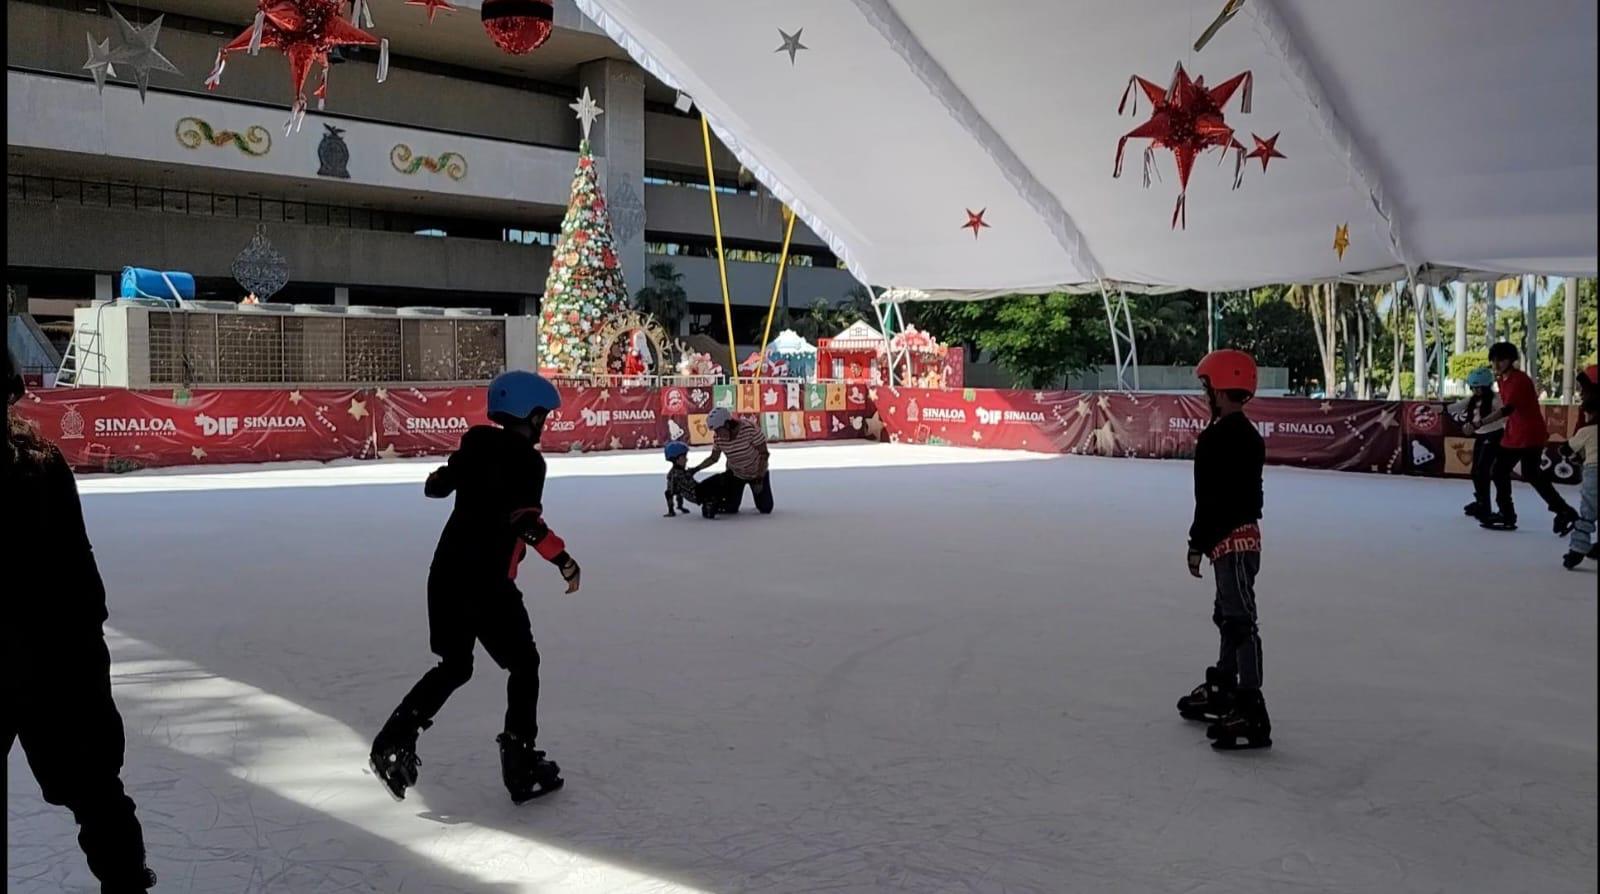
[56,316,105,387]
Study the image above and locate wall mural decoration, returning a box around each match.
[317,124,350,178]
[390,144,467,180]
[176,116,271,156]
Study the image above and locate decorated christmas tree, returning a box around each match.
[538,88,630,376]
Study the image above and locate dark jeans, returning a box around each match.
[706,471,774,514]
[1470,432,1503,509]
[1491,445,1574,521]
[5,636,149,889]
[392,570,542,741]
[1212,551,1263,692]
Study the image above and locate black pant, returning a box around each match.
[1491,445,1574,521]
[705,471,774,514]
[1212,551,1263,691]
[391,570,542,741]
[5,636,148,889]
[1470,433,1502,509]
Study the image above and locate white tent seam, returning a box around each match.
[1248,0,1415,271]
[571,0,877,287]
[847,0,1108,284]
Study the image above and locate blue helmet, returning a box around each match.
[664,441,689,461]
[1465,367,1495,389]
[487,370,561,422]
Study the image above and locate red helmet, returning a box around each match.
[1585,364,1598,385]
[1196,349,1258,395]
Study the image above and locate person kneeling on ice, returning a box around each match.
[663,440,715,518]
[691,406,773,515]
[1177,349,1272,751]
[1562,364,1598,570]
[1464,342,1577,534]
[370,370,581,804]
[1449,366,1504,520]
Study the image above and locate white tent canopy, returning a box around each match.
[576,0,1596,294]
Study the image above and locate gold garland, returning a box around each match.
[589,311,685,379]
[390,144,467,180]
[175,117,271,156]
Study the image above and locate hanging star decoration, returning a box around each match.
[83,34,119,95]
[1245,132,1284,171]
[962,208,991,240]
[570,87,603,139]
[407,0,456,23]
[106,4,181,102]
[1333,223,1350,260]
[1194,0,1247,52]
[775,27,808,64]
[206,0,384,130]
[1114,63,1254,228]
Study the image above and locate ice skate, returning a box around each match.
[1177,666,1234,721]
[497,732,563,804]
[1553,509,1577,536]
[1563,551,1585,570]
[101,865,157,893]
[370,708,427,801]
[1462,501,1486,519]
[1479,513,1518,531]
[1207,690,1272,750]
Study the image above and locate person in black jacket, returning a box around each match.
[369,371,581,804]
[5,346,156,892]
[1176,349,1272,750]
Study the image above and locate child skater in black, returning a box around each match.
[1177,349,1272,750]
[663,441,715,518]
[1449,366,1504,520]
[371,371,581,803]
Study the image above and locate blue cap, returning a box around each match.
[1466,367,1495,389]
[664,441,689,460]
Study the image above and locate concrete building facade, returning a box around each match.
[6,0,861,344]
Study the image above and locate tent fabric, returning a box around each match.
[575,0,1597,295]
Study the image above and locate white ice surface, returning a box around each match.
[8,443,1596,893]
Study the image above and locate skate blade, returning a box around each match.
[510,776,564,805]
[1479,522,1517,531]
[369,756,408,802]
[1179,709,1223,722]
[1211,736,1272,751]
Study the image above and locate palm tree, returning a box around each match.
[633,262,688,336]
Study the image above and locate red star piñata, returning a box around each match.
[206,1,384,128]
[1113,63,1254,228]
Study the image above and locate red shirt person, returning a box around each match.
[1466,342,1574,532]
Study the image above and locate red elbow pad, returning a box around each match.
[511,507,567,563]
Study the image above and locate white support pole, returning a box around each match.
[1206,291,1216,353]
[1562,276,1578,402]
[1523,276,1538,389]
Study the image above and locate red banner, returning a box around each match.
[874,388,1409,475]
[13,387,372,472]
[15,384,872,472]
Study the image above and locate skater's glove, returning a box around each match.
[1186,549,1205,578]
[424,467,455,498]
[554,553,582,593]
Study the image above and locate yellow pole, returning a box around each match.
[754,207,798,386]
[700,115,740,385]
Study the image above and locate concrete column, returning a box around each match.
[94,273,114,302]
[333,286,350,307]
[1563,276,1579,401]
[578,59,647,305]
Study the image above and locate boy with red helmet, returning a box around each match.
[1176,349,1272,750]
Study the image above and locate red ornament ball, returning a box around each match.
[481,0,553,55]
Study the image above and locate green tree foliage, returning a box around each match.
[1448,351,1489,385]
[633,262,688,336]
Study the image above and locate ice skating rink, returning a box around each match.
[9,443,1596,894]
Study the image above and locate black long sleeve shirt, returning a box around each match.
[1188,411,1265,555]
[427,425,564,580]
